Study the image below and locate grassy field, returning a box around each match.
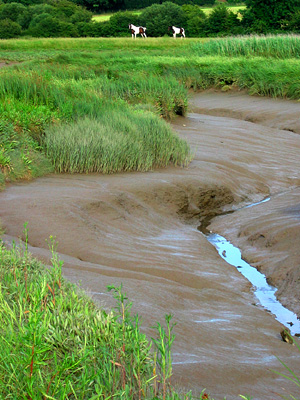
[1,35,300,187]
[201,4,245,15]
[93,10,141,22]
[92,5,246,22]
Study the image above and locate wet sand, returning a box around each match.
[1,91,300,399]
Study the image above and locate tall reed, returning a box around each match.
[194,34,300,59]
[43,111,191,174]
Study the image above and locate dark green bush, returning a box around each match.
[207,3,241,35]
[288,10,300,31]
[0,2,27,21]
[108,11,139,37]
[182,4,207,36]
[0,18,22,38]
[28,13,61,36]
[139,2,187,37]
[242,0,299,31]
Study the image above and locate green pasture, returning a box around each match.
[198,4,245,14]
[93,10,141,22]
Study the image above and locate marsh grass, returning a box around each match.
[1,36,300,182]
[0,233,212,400]
[44,111,191,173]
[0,120,52,187]
[196,34,300,59]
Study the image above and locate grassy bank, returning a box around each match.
[0,233,211,399]
[1,35,300,186]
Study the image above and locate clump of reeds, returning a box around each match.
[0,120,52,186]
[194,34,300,59]
[43,110,191,174]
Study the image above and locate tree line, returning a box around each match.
[0,0,300,39]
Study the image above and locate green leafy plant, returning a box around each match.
[152,314,176,399]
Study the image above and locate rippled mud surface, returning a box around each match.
[1,92,300,399]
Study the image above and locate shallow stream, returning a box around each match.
[198,198,300,336]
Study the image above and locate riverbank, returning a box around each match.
[1,91,300,399]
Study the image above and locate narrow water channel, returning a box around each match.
[198,198,300,336]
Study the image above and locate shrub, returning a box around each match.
[43,111,191,174]
[286,10,300,32]
[76,21,99,36]
[0,18,21,38]
[0,2,27,21]
[139,2,187,37]
[242,0,299,31]
[28,13,61,37]
[207,3,240,35]
[182,4,207,37]
[108,11,140,37]
[70,8,92,23]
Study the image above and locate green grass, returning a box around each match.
[201,4,246,15]
[0,232,212,399]
[93,10,141,22]
[196,34,300,58]
[1,35,300,186]
[44,111,191,174]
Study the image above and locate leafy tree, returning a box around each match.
[58,20,79,36]
[70,8,92,23]
[242,0,300,31]
[182,4,207,36]
[74,0,124,13]
[139,2,186,37]
[2,0,41,6]
[0,18,22,38]
[171,0,214,5]
[207,3,240,35]
[287,10,300,32]
[28,13,59,36]
[27,12,79,37]
[123,0,155,10]
[29,3,56,18]
[0,2,27,21]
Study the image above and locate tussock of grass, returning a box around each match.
[0,120,52,187]
[44,111,191,174]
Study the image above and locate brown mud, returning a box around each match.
[1,91,300,399]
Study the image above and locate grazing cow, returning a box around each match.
[168,26,185,39]
[128,24,147,39]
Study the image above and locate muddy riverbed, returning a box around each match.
[1,91,300,399]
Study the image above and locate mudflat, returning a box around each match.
[1,91,300,399]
